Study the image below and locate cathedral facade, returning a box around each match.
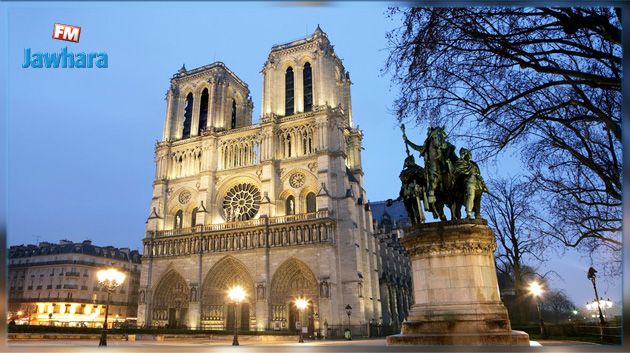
[137,27,380,333]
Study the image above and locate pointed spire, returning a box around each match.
[314,24,324,35]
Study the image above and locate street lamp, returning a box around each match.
[344,304,352,340]
[587,267,606,341]
[295,298,308,343]
[528,281,546,338]
[228,285,246,346]
[96,268,126,347]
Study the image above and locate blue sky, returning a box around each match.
[2,2,621,309]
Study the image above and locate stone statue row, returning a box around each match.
[390,124,491,223]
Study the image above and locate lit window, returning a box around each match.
[174,210,184,229]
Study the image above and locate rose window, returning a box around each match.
[222,183,261,222]
[289,173,305,188]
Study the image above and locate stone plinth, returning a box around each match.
[387,220,529,346]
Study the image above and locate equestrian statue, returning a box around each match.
[394,124,491,222]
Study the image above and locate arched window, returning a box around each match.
[285,67,294,116]
[303,62,313,112]
[182,93,193,139]
[198,89,209,135]
[174,210,184,229]
[231,99,237,129]
[191,208,198,227]
[286,195,295,216]
[306,193,317,213]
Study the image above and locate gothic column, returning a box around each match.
[174,96,186,140]
[163,89,175,141]
[295,65,304,113]
[191,89,201,137]
[208,80,216,129]
[219,82,228,129]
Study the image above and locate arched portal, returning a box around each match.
[152,270,190,328]
[201,256,255,330]
[270,258,318,333]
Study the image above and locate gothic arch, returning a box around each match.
[270,257,318,302]
[167,188,197,229]
[200,256,255,329]
[182,92,194,139]
[285,66,295,116]
[269,257,319,331]
[152,270,190,327]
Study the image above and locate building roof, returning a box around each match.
[270,25,330,53]
[171,61,249,90]
[8,240,141,264]
[371,199,409,226]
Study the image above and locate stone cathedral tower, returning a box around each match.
[137,27,381,333]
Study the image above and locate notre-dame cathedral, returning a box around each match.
[137,27,381,333]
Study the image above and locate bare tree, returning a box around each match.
[485,176,547,323]
[544,289,576,323]
[385,8,622,269]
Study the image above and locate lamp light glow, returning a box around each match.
[228,285,246,303]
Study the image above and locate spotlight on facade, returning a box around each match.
[96,268,126,347]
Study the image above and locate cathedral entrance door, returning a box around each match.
[168,308,177,328]
[240,303,250,331]
[226,304,235,331]
[288,304,299,333]
[288,301,315,335]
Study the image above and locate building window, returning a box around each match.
[285,67,294,116]
[286,195,295,216]
[182,93,193,139]
[306,192,317,213]
[231,99,237,129]
[191,207,198,227]
[198,88,209,135]
[174,210,184,229]
[303,62,313,112]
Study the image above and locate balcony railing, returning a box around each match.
[151,210,330,239]
[144,210,335,258]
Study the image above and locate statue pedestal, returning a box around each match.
[387,220,529,346]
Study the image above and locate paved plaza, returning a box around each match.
[6,338,602,351]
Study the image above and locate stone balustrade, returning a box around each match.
[143,210,334,258]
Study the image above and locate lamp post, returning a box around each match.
[228,285,245,346]
[587,267,606,341]
[344,304,352,340]
[295,298,308,343]
[96,268,126,347]
[528,281,546,338]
